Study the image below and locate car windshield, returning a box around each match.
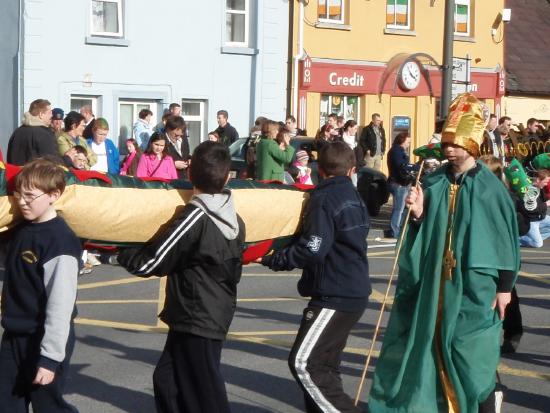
[229,137,248,158]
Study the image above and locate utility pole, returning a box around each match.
[440,0,455,119]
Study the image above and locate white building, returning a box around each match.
[0,0,290,152]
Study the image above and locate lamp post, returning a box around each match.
[440,0,455,119]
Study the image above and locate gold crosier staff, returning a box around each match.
[354,159,425,406]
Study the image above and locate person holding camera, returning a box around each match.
[385,132,417,239]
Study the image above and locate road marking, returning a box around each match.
[227,334,379,357]
[519,294,550,298]
[519,271,550,285]
[370,289,394,306]
[72,318,550,381]
[78,277,156,290]
[498,362,550,382]
[77,299,158,304]
[75,318,164,332]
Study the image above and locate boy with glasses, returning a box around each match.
[0,158,80,412]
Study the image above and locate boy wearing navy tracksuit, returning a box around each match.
[0,159,80,412]
[259,141,371,413]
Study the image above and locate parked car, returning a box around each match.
[229,136,389,216]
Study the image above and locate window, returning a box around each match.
[91,0,123,37]
[70,95,100,116]
[181,100,207,151]
[318,0,344,24]
[118,100,158,149]
[454,0,470,36]
[225,0,249,45]
[386,0,411,30]
[320,95,359,127]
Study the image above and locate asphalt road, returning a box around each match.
[0,233,549,412]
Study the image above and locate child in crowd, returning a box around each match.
[118,141,245,413]
[0,159,80,412]
[136,134,178,180]
[258,141,371,413]
[519,168,550,248]
[86,118,120,174]
[120,139,142,176]
[62,145,89,170]
[291,150,313,185]
[208,131,220,142]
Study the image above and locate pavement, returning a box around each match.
[0,206,549,412]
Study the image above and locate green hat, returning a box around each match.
[413,142,444,160]
[532,153,550,170]
[505,158,531,194]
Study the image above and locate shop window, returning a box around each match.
[90,0,123,37]
[181,99,207,151]
[318,0,344,24]
[386,0,411,30]
[225,0,249,46]
[320,95,359,127]
[118,99,159,147]
[70,95,100,116]
[454,0,471,36]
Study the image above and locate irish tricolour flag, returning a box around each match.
[386,0,409,26]
[455,4,469,33]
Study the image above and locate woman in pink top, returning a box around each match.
[120,138,142,176]
[136,134,178,180]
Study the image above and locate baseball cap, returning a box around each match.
[52,108,64,120]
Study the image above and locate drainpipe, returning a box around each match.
[16,0,24,123]
[292,0,305,119]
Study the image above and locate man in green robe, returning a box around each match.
[369,94,520,413]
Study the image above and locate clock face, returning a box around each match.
[400,61,421,90]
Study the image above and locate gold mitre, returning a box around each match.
[441,93,489,157]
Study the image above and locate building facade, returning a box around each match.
[0,0,290,153]
[503,0,550,126]
[289,0,506,166]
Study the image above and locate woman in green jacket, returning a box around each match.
[255,121,295,181]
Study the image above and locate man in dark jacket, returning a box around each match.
[259,141,371,413]
[80,105,95,140]
[7,99,59,165]
[163,115,190,180]
[359,113,386,171]
[215,110,239,146]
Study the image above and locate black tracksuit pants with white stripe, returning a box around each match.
[289,306,364,413]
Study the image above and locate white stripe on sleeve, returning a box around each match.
[137,208,204,274]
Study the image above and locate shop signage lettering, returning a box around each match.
[302,57,312,86]
[329,72,365,87]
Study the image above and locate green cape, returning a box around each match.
[369,162,520,413]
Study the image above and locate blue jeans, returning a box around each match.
[519,215,550,248]
[389,182,409,238]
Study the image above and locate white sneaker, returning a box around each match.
[87,254,101,266]
[108,255,119,266]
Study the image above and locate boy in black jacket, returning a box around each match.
[0,159,80,412]
[259,141,371,413]
[118,141,245,413]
